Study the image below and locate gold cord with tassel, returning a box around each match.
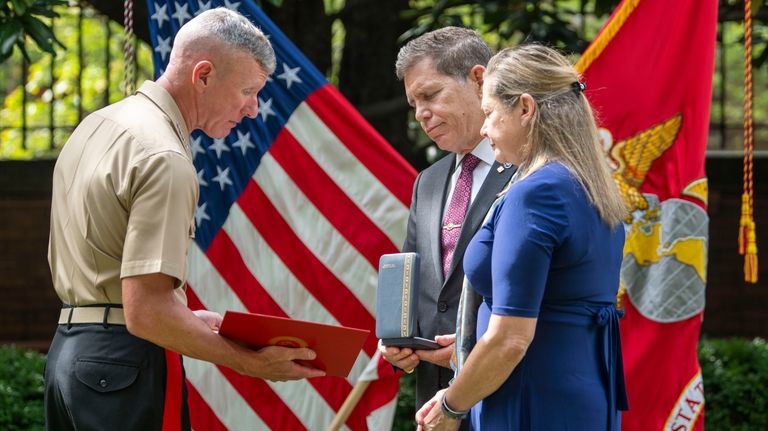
[741,0,758,283]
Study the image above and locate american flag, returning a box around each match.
[146,1,416,429]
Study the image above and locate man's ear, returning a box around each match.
[191,60,214,91]
[468,65,486,93]
[519,93,536,127]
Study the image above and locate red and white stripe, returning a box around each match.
[185,85,415,430]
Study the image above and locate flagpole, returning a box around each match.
[326,380,371,431]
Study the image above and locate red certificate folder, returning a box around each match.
[218,311,370,378]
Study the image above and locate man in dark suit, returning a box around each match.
[379,27,515,414]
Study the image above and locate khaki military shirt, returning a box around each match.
[48,80,197,306]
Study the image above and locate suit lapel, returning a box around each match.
[445,161,516,281]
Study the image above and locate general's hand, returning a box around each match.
[416,389,461,431]
[235,344,326,381]
[416,334,455,368]
[193,309,223,332]
[378,340,419,374]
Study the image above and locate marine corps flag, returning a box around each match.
[576,0,717,429]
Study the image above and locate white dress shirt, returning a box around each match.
[442,138,495,217]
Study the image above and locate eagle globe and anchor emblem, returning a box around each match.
[599,113,708,323]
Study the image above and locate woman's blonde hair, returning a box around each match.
[485,44,627,228]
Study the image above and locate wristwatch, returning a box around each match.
[440,392,469,420]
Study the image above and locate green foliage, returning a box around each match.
[699,337,768,430]
[2,1,768,159]
[402,0,622,53]
[391,338,768,430]
[392,371,416,431]
[0,346,45,431]
[710,19,768,151]
[0,4,154,159]
[0,0,66,62]
[0,339,766,430]
[257,0,284,6]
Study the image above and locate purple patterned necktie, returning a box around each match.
[441,153,481,278]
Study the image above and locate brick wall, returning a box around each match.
[703,156,768,337]
[0,158,765,352]
[0,160,60,350]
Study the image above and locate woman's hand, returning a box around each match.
[415,389,461,431]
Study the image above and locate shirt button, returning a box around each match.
[99,379,108,388]
[438,301,448,312]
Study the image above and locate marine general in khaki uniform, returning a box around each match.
[44,8,324,431]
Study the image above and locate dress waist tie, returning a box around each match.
[540,303,629,430]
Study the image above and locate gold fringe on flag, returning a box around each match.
[741,0,758,283]
[575,0,640,73]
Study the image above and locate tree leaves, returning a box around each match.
[400,0,623,53]
[0,0,66,63]
[0,20,22,62]
[20,14,56,53]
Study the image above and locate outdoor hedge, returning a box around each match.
[1,338,766,430]
[698,337,768,430]
[393,337,768,430]
[0,346,45,431]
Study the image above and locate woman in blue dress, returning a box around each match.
[416,44,629,431]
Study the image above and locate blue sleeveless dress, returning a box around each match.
[464,162,628,430]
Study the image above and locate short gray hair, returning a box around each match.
[178,7,276,74]
[395,26,491,81]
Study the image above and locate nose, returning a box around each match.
[414,102,431,123]
[242,94,259,119]
[480,119,488,137]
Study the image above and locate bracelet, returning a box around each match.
[440,392,469,420]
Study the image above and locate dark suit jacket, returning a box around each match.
[402,152,515,409]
